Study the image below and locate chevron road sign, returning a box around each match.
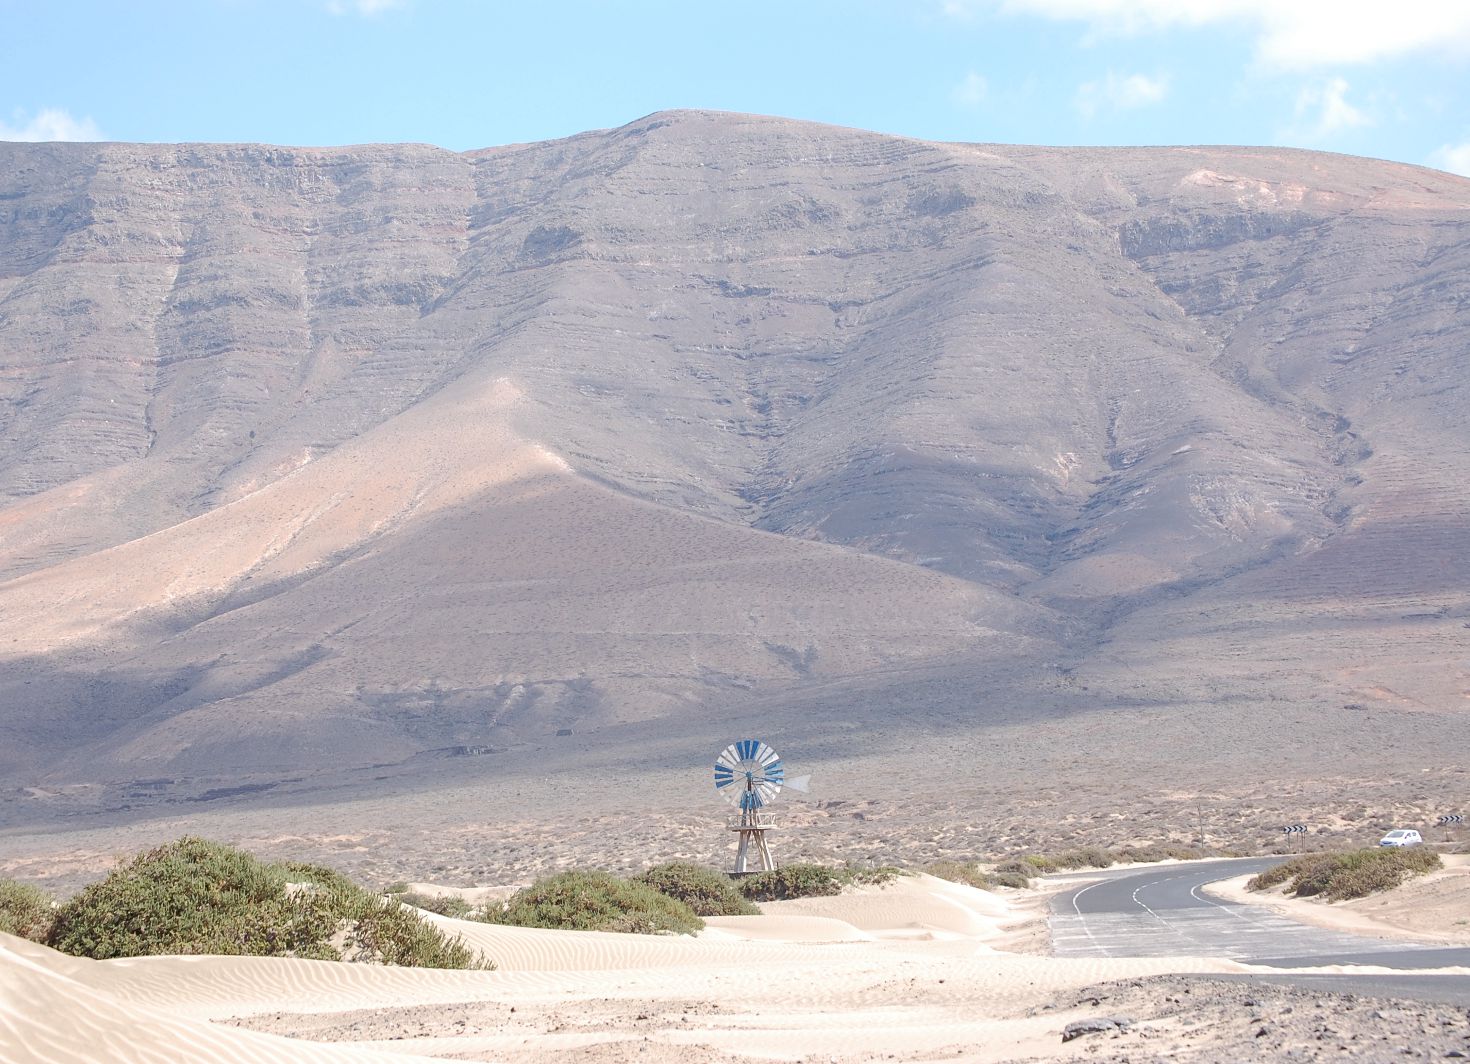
[1437,814,1463,826]
[1281,824,1307,835]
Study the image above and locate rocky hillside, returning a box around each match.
[1,111,1466,813]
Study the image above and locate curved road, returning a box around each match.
[1049,857,1470,972]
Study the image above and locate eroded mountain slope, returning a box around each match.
[0,112,1466,803]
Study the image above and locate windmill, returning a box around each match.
[713,739,808,874]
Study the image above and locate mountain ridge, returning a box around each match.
[1,110,1466,823]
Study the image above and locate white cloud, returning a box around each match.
[952,71,990,107]
[945,1,1470,67]
[326,0,406,14]
[1075,71,1170,118]
[1285,76,1373,143]
[1428,142,1470,176]
[0,107,103,142]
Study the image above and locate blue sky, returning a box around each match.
[2,1,1468,174]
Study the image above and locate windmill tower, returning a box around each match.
[713,739,807,874]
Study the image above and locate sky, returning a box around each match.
[1,1,1468,175]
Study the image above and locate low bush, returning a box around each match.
[46,837,487,968]
[737,863,843,901]
[987,868,1035,889]
[992,859,1039,886]
[396,891,474,919]
[923,861,994,889]
[1248,848,1441,901]
[336,893,485,967]
[1114,844,1205,864]
[634,863,758,916]
[280,861,360,894]
[838,863,904,887]
[0,880,55,942]
[483,871,703,934]
[1248,853,1333,892]
[1053,847,1116,870]
[998,844,1206,881]
[1014,849,1114,874]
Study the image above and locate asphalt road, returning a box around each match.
[1049,857,1470,974]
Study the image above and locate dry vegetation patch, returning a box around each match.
[735,862,902,901]
[924,844,1214,891]
[0,879,54,941]
[1247,848,1442,901]
[389,890,475,918]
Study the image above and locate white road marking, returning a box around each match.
[1051,866,1422,961]
[1068,879,1106,951]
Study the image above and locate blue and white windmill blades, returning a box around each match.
[714,740,809,813]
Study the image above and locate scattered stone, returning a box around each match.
[1062,1017,1128,1042]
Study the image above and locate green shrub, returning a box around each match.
[737,863,843,901]
[1052,847,1115,870]
[483,871,703,934]
[634,863,758,916]
[962,845,1209,890]
[396,891,474,918]
[0,880,55,942]
[987,869,1034,889]
[1115,844,1206,864]
[992,859,1038,883]
[1248,853,1333,892]
[49,837,326,960]
[46,837,487,968]
[280,861,360,894]
[1015,847,1114,873]
[924,861,994,889]
[1248,848,1441,901]
[838,864,903,887]
[337,893,484,967]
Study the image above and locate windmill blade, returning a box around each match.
[714,739,785,809]
[783,774,812,793]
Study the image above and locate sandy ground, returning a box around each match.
[1206,854,1470,945]
[4,872,1469,1063]
[0,874,1241,1064]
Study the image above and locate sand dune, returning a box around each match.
[0,935,435,1063]
[757,871,1013,940]
[0,876,1253,1063]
